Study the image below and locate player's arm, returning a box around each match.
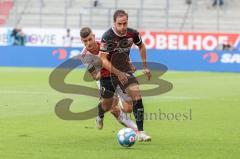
[138,43,147,69]
[99,52,128,85]
[138,43,151,80]
[87,65,101,80]
[128,59,136,73]
[99,52,120,75]
[133,30,151,80]
[91,71,101,81]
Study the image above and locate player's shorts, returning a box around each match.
[99,77,117,98]
[99,73,138,99]
[118,73,138,90]
[97,80,131,103]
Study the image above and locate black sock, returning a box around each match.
[133,99,144,131]
[98,102,105,119]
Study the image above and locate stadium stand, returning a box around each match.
[3,0,240,32]
[0,0,13,26]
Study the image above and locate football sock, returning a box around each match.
[118,111,138,131]
[133,99,144,131]
[98,102,105,119]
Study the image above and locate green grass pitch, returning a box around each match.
[0,67,240,159]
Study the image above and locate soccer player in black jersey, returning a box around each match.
[98,10,152,142]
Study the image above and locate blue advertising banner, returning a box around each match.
[0,46,82,67]
[130,49,240,72]
[0,46,240,72]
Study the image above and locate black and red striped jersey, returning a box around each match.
[100,27,142,73]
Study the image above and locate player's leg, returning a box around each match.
[126,83,151,142]
[96,77,116,129]
[114,86,137,130]
[96,97,113,129]
[110,95,137,131]
[123,76,151,142]
[109,95,120,118]
[119,96,133,113]
[126,83,143,129]
[115,86,133,113]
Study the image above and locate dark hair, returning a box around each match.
[11,28,18,37]
[80,27,92,38]
[113,9,128,22]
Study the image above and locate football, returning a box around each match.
[117,128,136,147]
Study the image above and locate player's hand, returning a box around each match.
[117,71,129,85]
[92,71,101,80]
[143,68,151,80]
[129,63,137,73]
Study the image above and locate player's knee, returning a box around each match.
[123,103,133,113]
[110,107,120,118]
[102,106,111,112]
[101,100,112,111]
[128,91,142,101]
[110,104,119,113]
[123,107,132,113]
[132,95,142,101]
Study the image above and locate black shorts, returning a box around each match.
[100,74,138,98]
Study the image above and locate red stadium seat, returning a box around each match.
[0,0,13,26]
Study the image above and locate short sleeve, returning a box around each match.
[133,30,142,46]
[100,33,108,52]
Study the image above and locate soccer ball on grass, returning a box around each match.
[117,128,136,147]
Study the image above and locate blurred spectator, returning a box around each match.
[222,44,235,51]
[93,0,99,7]
[17,29,26,46]
[212,0,224,7]
[11,28,26,46]
[10,28,18,45]
[62,28,73,47]
[215,43,236,51]
[186,0,192,5]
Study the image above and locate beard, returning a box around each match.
[117,29,127,36]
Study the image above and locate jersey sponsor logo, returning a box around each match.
[115,47,131,53]
[103,38,133,53]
